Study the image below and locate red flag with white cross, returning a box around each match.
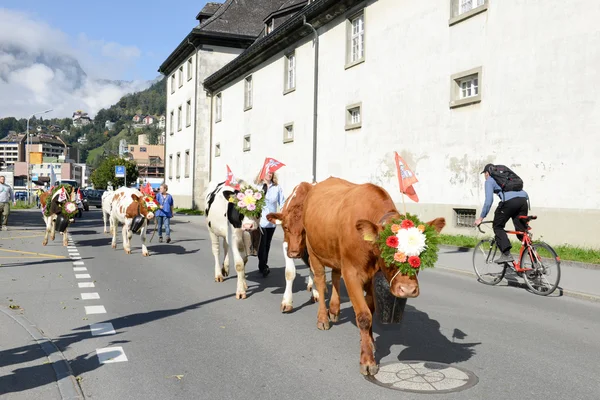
[258,157,285,181]
[394,152,419,203]
[225,165,241,190]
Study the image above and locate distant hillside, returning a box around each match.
[0,77,166,167]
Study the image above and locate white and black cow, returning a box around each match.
[204,180,260,300]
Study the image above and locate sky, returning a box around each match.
[0,0,209,118]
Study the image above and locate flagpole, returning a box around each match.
[400,191,407,216]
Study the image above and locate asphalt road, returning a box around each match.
[1,209,600,399]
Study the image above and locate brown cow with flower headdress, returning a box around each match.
[40,185,77,247]
[302,176,446,376]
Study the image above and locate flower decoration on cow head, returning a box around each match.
[228,185,266,219]
[377,213,440,277]
[61,201,78,219]
[142,195,160,212]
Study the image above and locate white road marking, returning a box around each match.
[81,292,100,300]
[73,267,87,272]
[69,253,80,257]
[75,274,91,279]
[85,305,106,315]
[96,347,128,363]
[90,323,116,337]
[70,257,82,260]
[73,261,84,266]
[78,282,95,288]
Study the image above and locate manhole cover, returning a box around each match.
[365,361,478,393]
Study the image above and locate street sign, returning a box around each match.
[115,165,125,178]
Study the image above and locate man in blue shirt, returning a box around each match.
[474,164,529,264]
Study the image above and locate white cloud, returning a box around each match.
[0,8,150,119]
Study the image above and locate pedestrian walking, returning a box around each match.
[254,171,285,277]
[0,175,16,231]
[155,183,174,243]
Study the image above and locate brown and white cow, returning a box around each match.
[302,177,446,376]
[204,180,260,300]
[266,182,319,312]
[109,187,154,256]
[40,185,77,247]
[102,189,114,234]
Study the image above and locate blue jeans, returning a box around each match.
[157,216,171,237]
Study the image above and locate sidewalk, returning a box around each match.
[0,307,63,399]
[181,214,600,302]
[0,209,85,400]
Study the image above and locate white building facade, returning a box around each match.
[158,0,290,208]
[203,0,600,247]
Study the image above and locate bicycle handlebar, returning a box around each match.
[476,221,493,234]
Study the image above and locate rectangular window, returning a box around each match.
[345,102,362,130]
[450,0,488,25]
[184,150,190,178]
[169,111,174,134]
[177,105,182,131]
[178,66,183,88]
[215,93,222,122]
[266,19,275,34]
[450,67,482,108]
[176,152,181,178]
[244,75,253,110]
[186,100,192,127]
[168,154,173,179]
[346,12,365,68]
[187,58,193,81]
[171,74,175,93]
[454,208,476,227]
[215,143,221,157]
[284,52,296,93]
[283,123,294,143]
[243,135,251,152]
[140,147,147,152]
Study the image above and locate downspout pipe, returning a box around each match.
[208,91,214,184]
[303,15,319,184]
[187,38,200,209]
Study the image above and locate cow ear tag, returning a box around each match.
[363,233,375,242]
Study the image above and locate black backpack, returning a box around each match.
[488,165,523,192]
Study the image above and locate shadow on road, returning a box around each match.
[0,294,234,396]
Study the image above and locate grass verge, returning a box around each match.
[12,200,36,209]
[439,234,600,264]
[174,208,204,216]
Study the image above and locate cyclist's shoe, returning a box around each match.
[495,252,514,264]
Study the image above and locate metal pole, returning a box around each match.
[25,109,53,204]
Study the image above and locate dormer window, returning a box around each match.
[266,18,275,34]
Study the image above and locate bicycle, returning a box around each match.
[472,216,561,296]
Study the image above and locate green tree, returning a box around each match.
[90,156,139,189]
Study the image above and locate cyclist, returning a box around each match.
[474,164,529,264]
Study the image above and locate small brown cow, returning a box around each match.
[40,185,77,247]
[266,182,319,312]
[302,177,445,376]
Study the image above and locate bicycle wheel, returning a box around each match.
[521,242,561,296]
[473,239,506,285]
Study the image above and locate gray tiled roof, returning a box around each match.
[199,2,223,16]
[198,0,290,37]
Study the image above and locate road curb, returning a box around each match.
[436,266,600,303]
[0,307,85,400]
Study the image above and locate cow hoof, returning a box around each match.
[42,240,48,246]
[307,283,313,292]
[236,292,247,300]
[125,249,131,255]
[215,276,224,283]
[111,244,117,249]
[329,312,339,323]
[310,293,320,303]
[221,268,229,277]
[281,303,293,313]
[50,235,55,241]
[143,251,149,257]
[317,320,331,331]
[360,364,379,376]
